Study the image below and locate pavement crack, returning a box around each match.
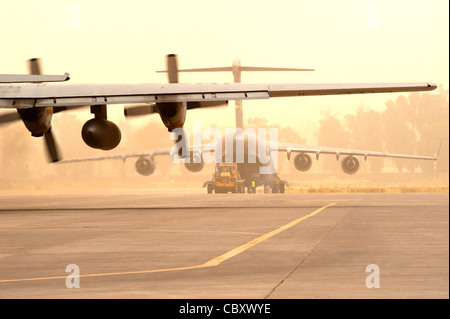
[264,254,310,299]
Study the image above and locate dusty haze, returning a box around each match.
[0,89,448,192]
[0,0,448,192]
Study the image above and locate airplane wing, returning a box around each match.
[273,142,439,161]
[0,82,436,109]
[55,135,440,177]
[270,141,440,175]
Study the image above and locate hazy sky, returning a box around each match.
[0,0,448,142]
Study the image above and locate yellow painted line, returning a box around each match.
[0,203,335,284]
[0,265,207,284]
[200,203,336,267]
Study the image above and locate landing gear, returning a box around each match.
[279,182,285,193]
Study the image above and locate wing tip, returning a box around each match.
[430,83,437,89]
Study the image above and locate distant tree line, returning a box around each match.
[317,87,449,176]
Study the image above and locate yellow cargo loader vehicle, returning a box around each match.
[203,163,245,194]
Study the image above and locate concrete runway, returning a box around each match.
[0,191,448,299]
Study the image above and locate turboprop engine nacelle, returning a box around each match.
[293,153,313,172]
[81,118,121,150]
[157,102,187,132]
[135,156,155,176]
[17,107,52,137]
[341,155,360,174]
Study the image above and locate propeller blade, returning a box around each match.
[28,58,43,75]
[44,127,62,163]
[124,104,158,117]
[166,54,179,83]
[0,112,21,125]
[53,105,88,114]
[186,101,228,110]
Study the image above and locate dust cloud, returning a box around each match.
[0,89,448,194]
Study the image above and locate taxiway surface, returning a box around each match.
[0,191,448,299]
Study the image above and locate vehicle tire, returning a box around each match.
[207,184,213,194]
[272,184,279,193]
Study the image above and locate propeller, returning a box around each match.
[124,54,226,118]
[124,54,178,117]
[0,112,21,126]
[1,58,88,162]
[28,58,62,163]
[124,103,158,117]
[44,127,62,163]
[28,57,42,75]
[123,101,227,117]
[0,107,61,162]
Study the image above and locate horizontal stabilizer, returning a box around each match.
[0,73,70,83]
[157,66,314,73]
[239,66,314,72]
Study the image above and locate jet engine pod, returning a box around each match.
[81,118,121,150]
[341,156,360,174]
[135,156,155,176]
[184,151,204,173]
[293,153,312,172]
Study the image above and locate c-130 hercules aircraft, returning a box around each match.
[0,55,439,192]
